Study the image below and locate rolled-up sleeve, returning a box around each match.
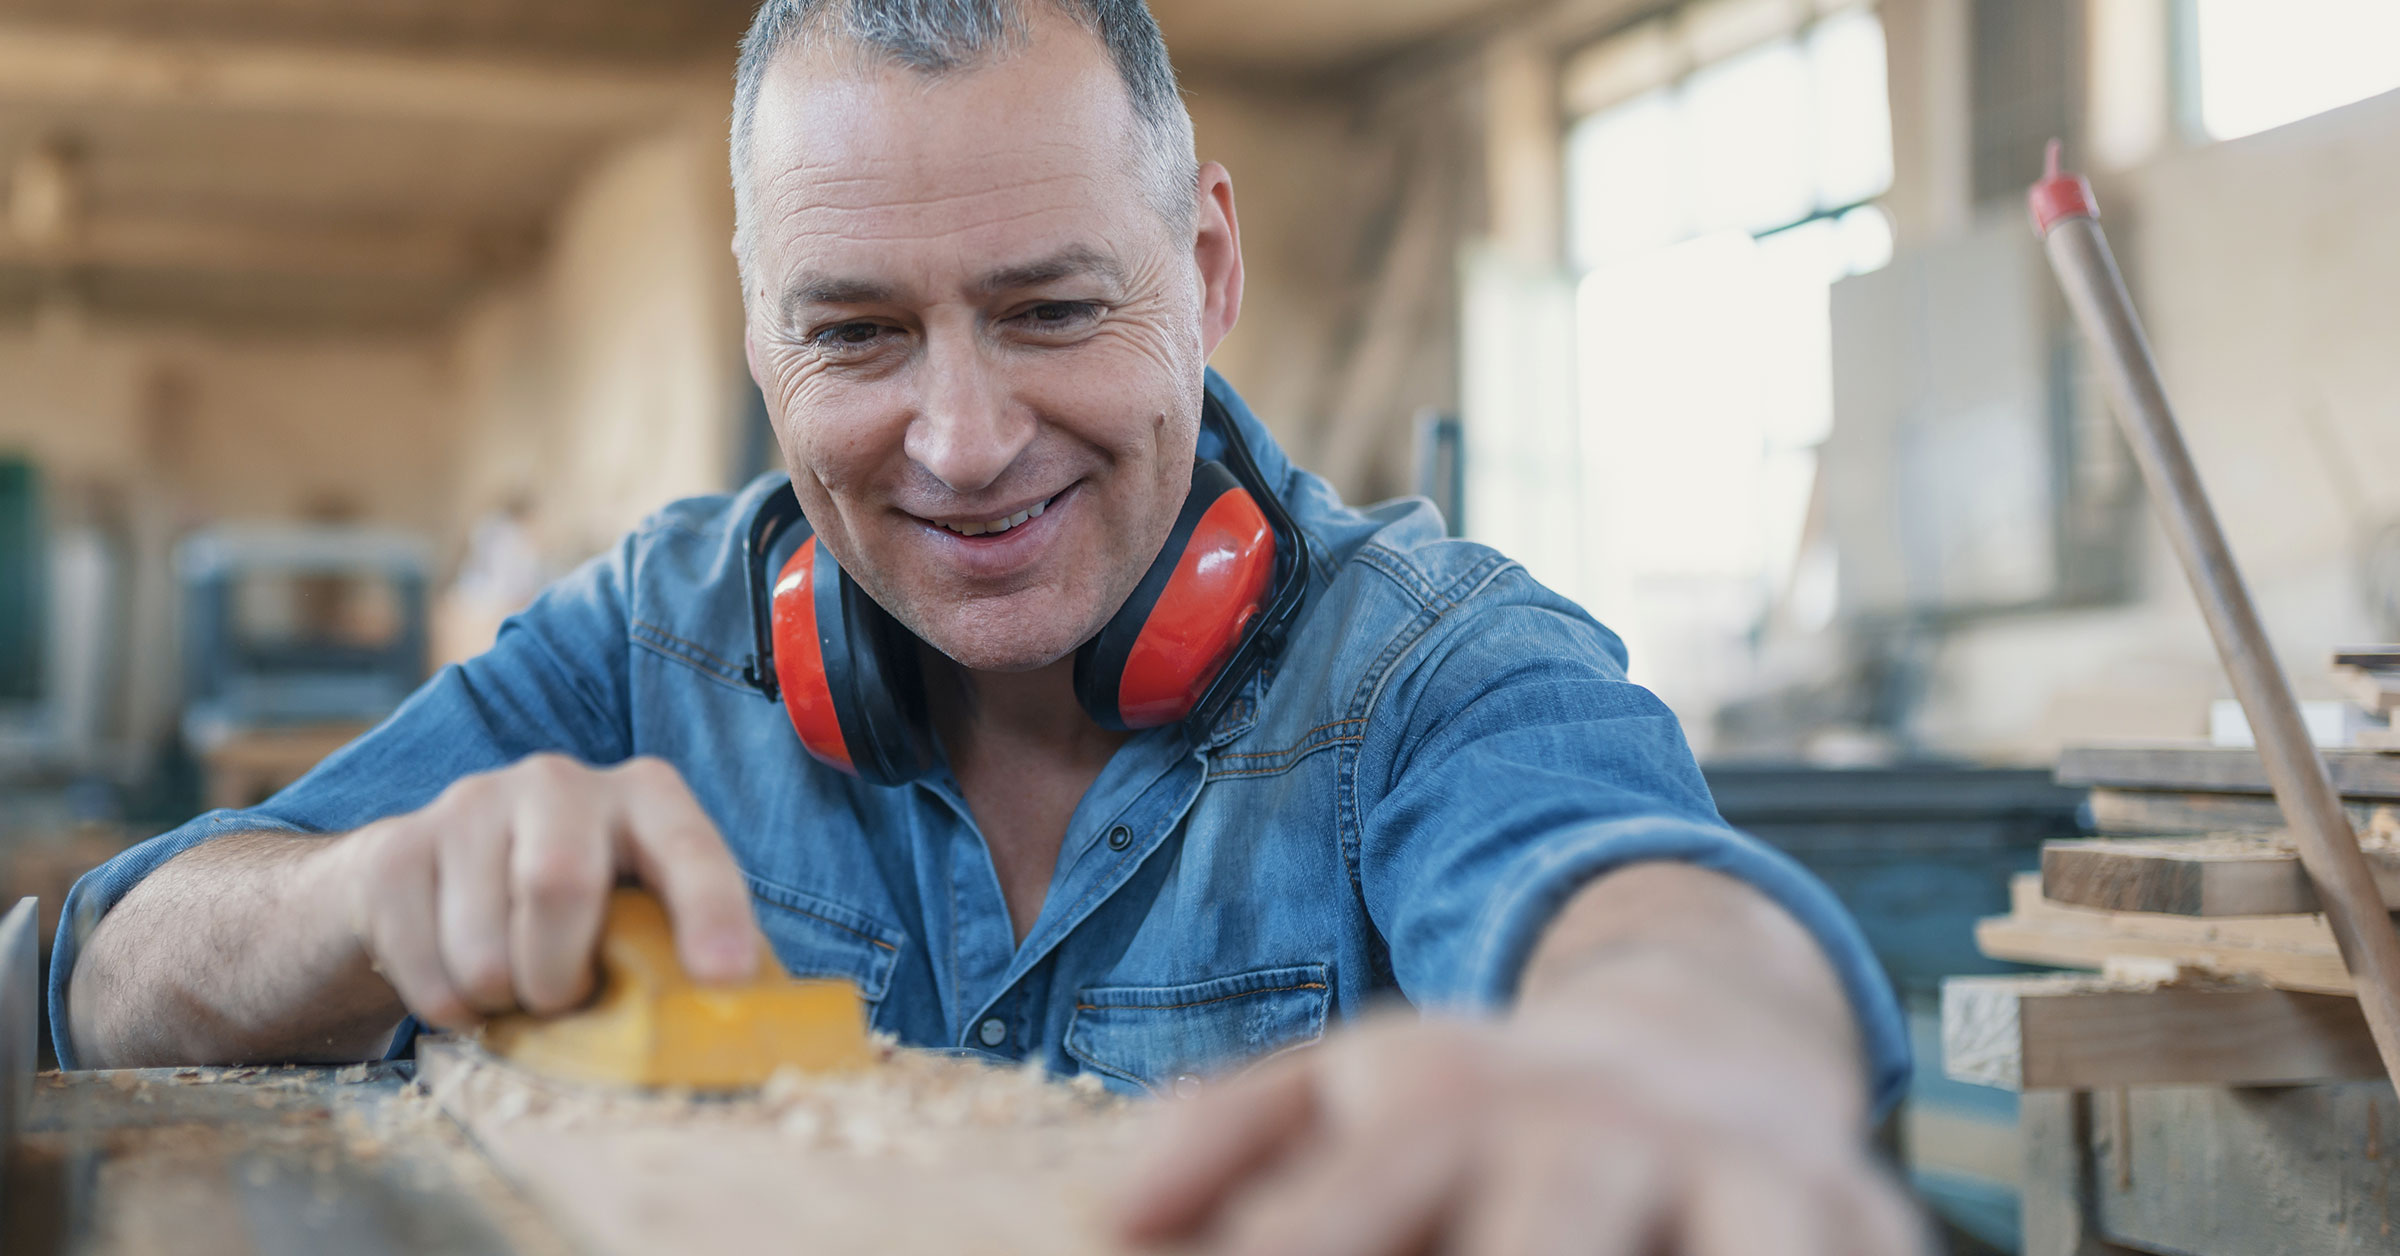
[47,535,640,1068]
[1354,582,1910,1115]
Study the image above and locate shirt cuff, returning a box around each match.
[47,810,305,1071]
[1456,816,1913,1119]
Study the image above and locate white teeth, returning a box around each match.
[940,495,1052,537]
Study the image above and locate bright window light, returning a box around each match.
[1547,8,1892,730]
[2194,0,2400,140]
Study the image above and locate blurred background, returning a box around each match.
[1,0,2397,1249]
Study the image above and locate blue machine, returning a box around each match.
[176,526,430,750]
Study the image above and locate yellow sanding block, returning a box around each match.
[481,888,872,1089]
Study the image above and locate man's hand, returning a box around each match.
[331,754,767,1030]
[1116,865,1925,1255]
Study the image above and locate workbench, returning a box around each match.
[1,1063,568,1254]
[3,1039,1138,1256]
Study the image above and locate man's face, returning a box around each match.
[741,17,1240,674]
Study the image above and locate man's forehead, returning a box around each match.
[746,18,1144,210]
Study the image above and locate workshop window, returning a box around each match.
[1551,0,1893,745]
[2183,0,2400,142]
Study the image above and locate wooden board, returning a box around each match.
[418,1037,1143,1256]
[2016,1092,2145,1256]
[2041,836,2400,916]
[2332,664,2400,717]
[1975,874,2369,994]
[2047,1082,2400,1256]
[1941,973,2382,1090]
[2086,787,2400,836]
[2056,742,2400,799]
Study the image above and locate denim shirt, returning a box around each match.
[51,372,1908,1110]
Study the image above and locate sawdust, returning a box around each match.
[416,1035,1130,1166]
[413,1038,1148,1255]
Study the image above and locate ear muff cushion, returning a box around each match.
[1077,462,1277,730]
[770,537,855,774]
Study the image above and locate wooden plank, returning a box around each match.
[2041,836,2400,915]
[2092,1081,2400,1256]
[420,1037,1141,1256]
[2332,664,2400,717]
[0,22,717,130]
[1977,874,2367,994]
[2017,1091,2147,1256]
[2056,743,2400,799]
[2087,787,2400,836]
[1942,973,2382,1090]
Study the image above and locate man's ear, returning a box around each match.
[1193,161,1244,358]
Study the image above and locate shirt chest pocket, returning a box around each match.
[747,875,905,1017]
[1065,964,1331,1095]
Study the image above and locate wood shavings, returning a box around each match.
[415,1038,1146,1255]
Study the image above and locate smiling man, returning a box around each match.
[53,1,1918,1251]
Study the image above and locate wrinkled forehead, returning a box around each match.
[743,32,1156,280]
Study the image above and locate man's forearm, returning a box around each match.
[68,832,403,1070]
[1518,861,1868,1122]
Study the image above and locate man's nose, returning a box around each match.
[903,333,1032,495]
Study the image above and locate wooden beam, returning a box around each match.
[1977,873,2367,994]
[0,23,717,130]
[0,214,523,282]
[2091,1081,2400,1256]
[2056,742,2400,799]
[2086,786,2400,837]
[2333,664,2400,717]
[1942,972,2383,1090]
[2043,836,2400,916]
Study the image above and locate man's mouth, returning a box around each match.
[931,492,1057,538]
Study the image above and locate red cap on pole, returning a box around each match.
[2028,138,2098,237]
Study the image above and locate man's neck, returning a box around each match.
[924,649,1131,944]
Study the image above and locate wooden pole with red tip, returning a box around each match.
[2029,138,2400,1092]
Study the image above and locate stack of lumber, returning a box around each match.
[2336,646,2400,749]
[1943,739,2400,1092]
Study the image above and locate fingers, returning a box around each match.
[1455,1122,1667,1256]
[507,756,615,1014]
[358,835,477,1031]
[1118,1052,1322,1243]
[433,796,515,1016]
[1677,1152,1833,1256]
[612,758,761,983]
[1210,1107,1466,1256]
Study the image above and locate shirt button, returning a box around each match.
[1172,1074,1204,1098]
[1106,825,1133,851]
[977,1017,1007,1048]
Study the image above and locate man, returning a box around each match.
[54,1,1918,1250]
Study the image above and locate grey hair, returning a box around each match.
[728,0,1199,277]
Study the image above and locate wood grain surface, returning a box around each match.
[2041,836,2400,916]
[1942,972,2382,1090]
[419,1037,1147,1256]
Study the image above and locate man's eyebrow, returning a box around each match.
[779,275,897,325]
[976,246,1127,295]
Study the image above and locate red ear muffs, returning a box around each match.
[1072,461,1276,730]
[743,394,1310,785]
[765,534,934,785]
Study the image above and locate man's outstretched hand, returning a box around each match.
[1116,867,1926,1256]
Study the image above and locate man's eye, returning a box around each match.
[810,322,889,351]
[1017,301,1100,330]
